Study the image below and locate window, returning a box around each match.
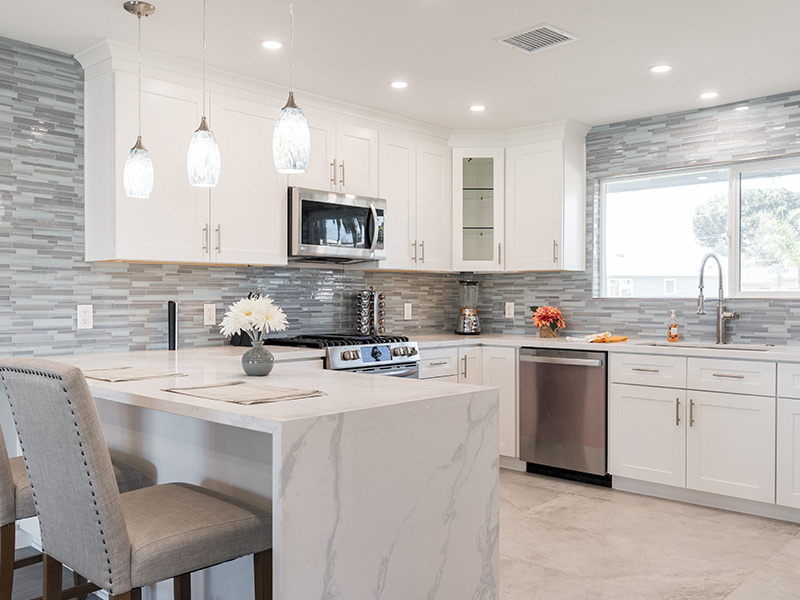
[600,157,800,298]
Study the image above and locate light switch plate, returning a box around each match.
[77,305,93,330]
[505,301,515,319]
[203,304,217,326]
[403,302,412,320]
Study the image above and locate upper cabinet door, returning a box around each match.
[415,141,452,272]
[287,114,336,192]
[336,123,378,197]
[505,139,564,271]
[112,72,208,263]
[452,148,505,272]
[208,93,287,266]
[378,133,417,270]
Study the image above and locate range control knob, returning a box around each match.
[392,347,402,357]
[341,350,352,361]
[353,350,361,360]
[408,347,418,356]
[402,346,410,355]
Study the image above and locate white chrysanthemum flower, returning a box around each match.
[219,295,289,340]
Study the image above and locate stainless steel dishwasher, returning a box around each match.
[519,348,608,478]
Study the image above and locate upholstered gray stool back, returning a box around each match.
[0,425,16,528]
[0,358,132,594]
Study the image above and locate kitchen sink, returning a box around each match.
[636,342,775,352]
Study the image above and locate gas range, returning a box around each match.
[265,334,420,377]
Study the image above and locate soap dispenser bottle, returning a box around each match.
[667,310,679,343]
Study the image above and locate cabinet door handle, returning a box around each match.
[676,398,681,426]
[340,160,345,186]
[632,367,660,373]
[412,241,417,262]
[202,224,209,253]
[689,399,695,427]
[330,160,337,186]
[498,242,502,265]
[429,360,448,366]
[712,373,745,379]
[215,225,221,253]
[462,355,468,379]
[420,240,425,263]
[553,240,558,263]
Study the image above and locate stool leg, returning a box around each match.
[42,555,62,600]
[253,549,272,600]
[173,573,191,600]
[0,523,14,600]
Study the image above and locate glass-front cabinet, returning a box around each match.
[452,148,505,271]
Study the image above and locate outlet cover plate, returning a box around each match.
[403,302,412,320]
[505,301,515,319]
[77,305,93,330]
[203,304,217,326]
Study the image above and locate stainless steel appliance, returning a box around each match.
[266,334,419,378]
[518,348,608,477]
[455,280,481,334]
[289,187,387,262]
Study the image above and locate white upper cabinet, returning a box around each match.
[208,93,287,266]
[452,148,505,272]
[505,123,588,271]
[378,133,417,270]
[289,115,378,197]
[414,141,452,271]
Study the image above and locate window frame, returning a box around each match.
[598,155,800,300]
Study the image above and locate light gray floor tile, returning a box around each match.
[723,537,800,600]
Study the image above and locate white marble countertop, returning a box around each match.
[47,346,488,433]
[412,332,800,362]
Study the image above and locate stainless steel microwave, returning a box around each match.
[289,187,386,262]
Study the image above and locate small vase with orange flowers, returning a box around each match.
[531,305,565,338]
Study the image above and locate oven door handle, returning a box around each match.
[519,355,604,367]
[368,203,379,252]
[381,366,419,377]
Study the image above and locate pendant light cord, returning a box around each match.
[202,0,207,116]
[289,0,294,93]
[137,14,142,138]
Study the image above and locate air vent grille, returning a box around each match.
[496,24,579,54]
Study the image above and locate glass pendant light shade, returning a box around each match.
[123,136,154,199]
[187,117,221,187]
[273,92,310,174]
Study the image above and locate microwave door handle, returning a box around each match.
[369,203,379,252]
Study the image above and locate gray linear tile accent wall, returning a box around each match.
[0,37,456,357]
[478,90,800,344]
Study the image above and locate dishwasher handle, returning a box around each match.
[519,355,604,368]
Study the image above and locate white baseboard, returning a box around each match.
[499,455,526,472]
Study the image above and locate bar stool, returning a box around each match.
[0,358,272,600]
[0,398,144,600]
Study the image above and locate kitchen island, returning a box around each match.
[29,346,499,600]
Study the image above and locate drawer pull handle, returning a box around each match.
[712,373,745,379]
[632,368,660,373]
[676,398,680,426]
[428,361,448,366]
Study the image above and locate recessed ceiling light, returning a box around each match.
[697,176,708,180]
[261,40,283,50]
[733,105,749,112]
[390,81,408,89]
[470,105,486,112]
[649,64,673,73]
[773,124,786,130]
[700,91,719,100]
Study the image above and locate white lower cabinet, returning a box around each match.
[777,397,800,509]
[609,384,686,487]
[457,347,482,385]
[482,347,517,458]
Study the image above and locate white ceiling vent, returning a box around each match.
[495,24,579,55]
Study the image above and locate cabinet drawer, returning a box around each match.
[778,363,800,399]
[688,358,776,396]
[610,354,687,388]
[419,347,459,379]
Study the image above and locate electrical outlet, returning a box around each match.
[505,301,515,319]
[203,303,217,326]
[403,302,413,320]
[77,305,93,330]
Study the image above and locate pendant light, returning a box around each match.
[187,0,221,187]
[272,0,310,174]
[123,1,156,199]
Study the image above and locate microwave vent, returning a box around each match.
[496,24,579,55]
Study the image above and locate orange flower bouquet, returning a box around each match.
[531,305,565,338]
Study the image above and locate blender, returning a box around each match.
[455,280,481,335]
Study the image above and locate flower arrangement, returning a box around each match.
[219,292,288,343]
[530,305,566,333]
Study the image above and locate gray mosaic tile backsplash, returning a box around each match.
[4,35,800,356]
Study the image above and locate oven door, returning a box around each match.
[290,187,386,260]
[342,364,419,378]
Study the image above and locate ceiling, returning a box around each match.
[4,0,800,131]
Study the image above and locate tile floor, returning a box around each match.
[12,470,800,599]
[501,469,800,600]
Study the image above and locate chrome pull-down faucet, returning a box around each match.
[696,252,740,344]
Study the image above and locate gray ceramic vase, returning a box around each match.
[242,340,275,376]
